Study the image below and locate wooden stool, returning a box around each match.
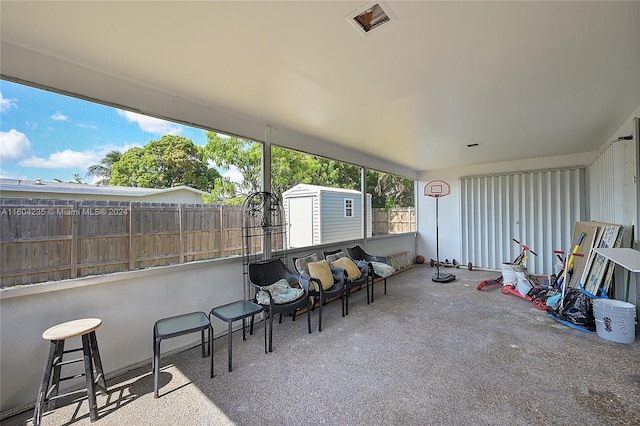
[34,318,107,425]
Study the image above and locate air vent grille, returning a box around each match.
[347,2,396,36]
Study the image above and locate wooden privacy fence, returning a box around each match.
[0,199,244,288]
[372,207,416,235]
[0,200,416,288]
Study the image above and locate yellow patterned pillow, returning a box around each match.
[307,260,335,290]
[331,257,362,280]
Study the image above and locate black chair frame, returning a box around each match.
[248,258,311,352]
[323,249,370,315]
[348,245,389,303]
[293,254,346,332]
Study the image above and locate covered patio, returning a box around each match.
[1,1,640,422]
[4,266,639,425]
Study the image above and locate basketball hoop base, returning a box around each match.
[432,271,456,283]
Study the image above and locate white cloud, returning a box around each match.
[17,142,145,171]
[223,165,244,183]
[117,110,182,135]
[20,149,99,169]
[51,111,69,121]
[0,92,18,113]
[77,123,98,129]
[0,129,32,160]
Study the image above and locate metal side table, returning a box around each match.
[210,300,264,372]
[153,311,213,398]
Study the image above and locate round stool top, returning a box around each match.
[42,318,102,340]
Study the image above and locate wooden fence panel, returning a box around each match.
[133,204,179,270]
[372,207,416,235]
[1,200,415,288]
[1,199,76,285]
[184,204,222,262]
[225,206,244,257]
[1,199,195,287]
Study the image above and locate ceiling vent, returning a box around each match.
[346,2,396,36]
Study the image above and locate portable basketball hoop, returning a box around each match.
[424,180,455,283]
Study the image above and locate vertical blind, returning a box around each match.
[589,140,631,225]
[460,167,585,275]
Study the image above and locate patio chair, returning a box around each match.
[248,258,311,352]
[348,245,395,301]
[323,249,370,315]
[293,253,345,332]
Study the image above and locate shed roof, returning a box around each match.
[282,183,362,196]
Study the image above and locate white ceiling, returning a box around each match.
[1,1,639,172]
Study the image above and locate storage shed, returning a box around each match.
[282,184,372,248]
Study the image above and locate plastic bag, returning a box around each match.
[554,289,595,330]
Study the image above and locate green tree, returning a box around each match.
[315,158,360,190]
[86,150,122,185]
[70,173,84,184]
[366,171,414,208]
[270,146,320,196]
[204,133,261,202]
[205,133,364,202]
[110,135,220,191]
[271,147,361,193]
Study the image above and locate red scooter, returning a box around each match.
[477,239,536,290]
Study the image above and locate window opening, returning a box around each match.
[345,198,354,217]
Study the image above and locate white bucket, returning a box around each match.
[592,299,637,344]
[501,263,525,286]
[516,273,533,297]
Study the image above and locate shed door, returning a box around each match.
[288,196,314,248]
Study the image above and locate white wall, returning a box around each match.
[594,104,640,244]
[416,151,597,266]
[1,41,418,182]
[587,105,640,305]
[0,233,415,416]
[363,233,416,264]
[417,105,639,306]
[0,258,245,415]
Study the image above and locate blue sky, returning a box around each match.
[0,79,236,184]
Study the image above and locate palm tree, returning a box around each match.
[86,150,122,185]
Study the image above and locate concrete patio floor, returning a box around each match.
[3,264,640,425]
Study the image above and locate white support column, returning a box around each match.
[361,167,368,250]
[263,126,272,194]
[262,126,272,259]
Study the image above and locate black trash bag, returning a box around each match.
[554,289,595,331]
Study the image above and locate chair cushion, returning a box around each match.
[307,260,335,291]
[371,261,395,278]
[325,250,346,265]
[295,253,318,276]
[331,257,362,280]
[255,279,304,305]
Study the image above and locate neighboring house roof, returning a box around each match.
[0,178,207,197]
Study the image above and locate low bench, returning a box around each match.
[386,251,412,273]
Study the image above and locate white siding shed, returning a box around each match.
[283,184,372,248]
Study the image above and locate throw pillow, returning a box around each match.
[294,253,318,276]
[255,278,304,305]
[325,250,346,265]
[372,261,395,278]
[307,260,335,291]
[331,256,362,280]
